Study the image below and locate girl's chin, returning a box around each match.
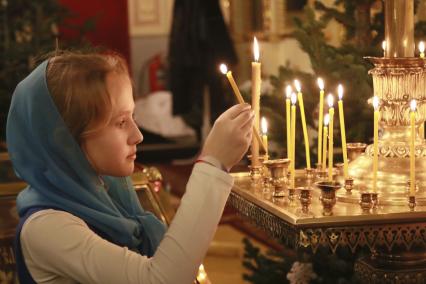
[105,164,135,177]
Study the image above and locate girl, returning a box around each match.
[6,51,254,283]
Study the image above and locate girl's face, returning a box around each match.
[81,72,143,177]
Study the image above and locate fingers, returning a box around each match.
[222,103,251,120]
[240,113,254,132]
[233,108,254,127]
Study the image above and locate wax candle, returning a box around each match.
[372,96,380,192]
[337,84,349,179]
[294,79,311,169]
[219,63,266,152]
[251,37,261,168]
[322,114,329,172]
[327,94,334,181]
[317,78,325,167]
[419,41,425,58]
[410,100,417,196]
[290,93,297,188]
[261,117,268,157]
[382,41,386,57]
[285,85,292,160]
[419,42,425,139]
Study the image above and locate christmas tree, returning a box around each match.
[242,1,426,283]
[0,0,94,142]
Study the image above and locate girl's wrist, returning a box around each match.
[195,155,229,173]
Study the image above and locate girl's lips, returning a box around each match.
[128,154,136,159]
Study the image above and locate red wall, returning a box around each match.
[59,0,131,64]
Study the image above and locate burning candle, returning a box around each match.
[219,63,266,152]
[294,79,311,169]
[410,99,417,196]
[261,117,268,157]
[372,96,380,192]
[285,85,292,160]
[382,41,386,57]
[251,37,261,167]
[337,84,348,179]
[290,93,297,188]
[419,41,425,58]
[322,114,329,172]
[317,78,325,167]
[327,94,335,181]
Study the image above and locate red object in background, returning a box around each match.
[59,0,131,66]
[148,54,166,92]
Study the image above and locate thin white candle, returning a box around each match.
[261,117,268,156]
[290,93,297,188]
[285,85,292,161]
[372,96,380,192]
[317,78,325,167]
[337,84,348,179]
[410,99,416,196]
[327,94,335,181]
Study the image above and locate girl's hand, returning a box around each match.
[201,103,254,171]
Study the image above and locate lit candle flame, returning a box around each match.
[261,117,268,134]
[410,99,417,112]
[327,94,334,108]
[291,92,297,105]
[419,41,425,53]
[294,79,301,92]
[382,41,386,51]
[219,63,228,74]
[373,96,380,111]
[198,264,207,281]
[253,37,260,62]
[317,77,324,91]
[337,84,344,100]
[285,85,292,99]
[324,113,330,126]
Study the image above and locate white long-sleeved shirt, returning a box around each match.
[21,162,233,284]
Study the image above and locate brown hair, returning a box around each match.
[46,51,130,142]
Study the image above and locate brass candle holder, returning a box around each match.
[248,154,267,189]
[315,181,341,216]
[408,195,416,211]
[305,168,316,187]
[299,188,312,215]
[262,163,272,200]
[344,177,354,194]
[360,192,373,214]
[263,159,290,198]
[316,168,328,181]
[346,142,367,162]
[248,165,263,189]
[288,187,296,206]
[371,192,379,210]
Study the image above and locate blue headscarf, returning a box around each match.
[6,60,166,257]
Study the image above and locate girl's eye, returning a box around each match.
[118,119,126,127]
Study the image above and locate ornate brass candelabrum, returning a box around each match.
[346,57,426,205]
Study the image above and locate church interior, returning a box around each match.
[2,0,426,283]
